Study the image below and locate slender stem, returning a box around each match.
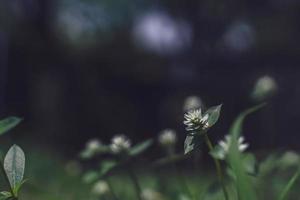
[166,148,195,200]
[204,134,229,200]
[127,167,142,200]
[106,178,119,200]
[0,159,16,199]
[172,163,195,200]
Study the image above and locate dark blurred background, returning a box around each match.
[0,0,300,156]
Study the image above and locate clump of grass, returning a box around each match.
[79,102,300,200]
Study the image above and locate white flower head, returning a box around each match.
[183,96,203,111]
[91,180,110,196]
[218,135,249,159]
[183,109,210,133]
[158,129,177,147]
[110,135,131,153]
[86,139,102,152]
[80,139,106,159]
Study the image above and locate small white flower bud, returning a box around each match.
[80,139,105,159]
[91,181,110,196]
[252,75,277,101]
[110,135,131,153]
[183,96,203,111]
[86,139,102,152]
[158,129,177,147]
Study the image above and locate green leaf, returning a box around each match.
[99,160,118,177]
[0,191,12,200]
[184,134,202,154]
[129,139,153,156]
[243,153,258,176]
[278,169,300,200]
[4,145,25,190]
[204,105,222,128]
[0,117,22,136]
[184,135,194,154]
[209,145,226,160]
[12,179,27,196]
[82,171,100,184]
[227,103,265,200]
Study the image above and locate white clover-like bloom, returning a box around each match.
[110,135,131,153]
[80,139,105,159]
[183,109,210,133]
[218,135,249,159]
[158,129,177,147]
[86,139,102,152]
[141,188,164,200]
[183,96,203,111]
[91,180,109,196]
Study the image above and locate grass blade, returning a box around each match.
[278,169,300,200]
[227,103,266,200]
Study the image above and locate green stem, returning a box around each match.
[106,178,119,200]
[0,159,16,199]
[127,167,142,200]
[173,163,195,200]
[204,134,229,200]
[166,148,195,200]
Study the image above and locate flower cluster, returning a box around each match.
[80,135,133,159]
[184,109,210,133]
[110,135,131,153]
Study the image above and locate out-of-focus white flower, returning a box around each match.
[141,188,164,200]
[252,75,277,101]
[217,135,249,159]
[223,21,255,52]
[110,135,131,153]
[132,11,192,55]
[183,96,203,111]
[158,129,177,147]
[184,109,210,132]
[278,151,300,169]
[91,180,110,196]
[80,139,106,159]
[87,139,102,152]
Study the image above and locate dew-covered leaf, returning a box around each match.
[4,145,25,190]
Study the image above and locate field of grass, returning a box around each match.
[0,104,299,200]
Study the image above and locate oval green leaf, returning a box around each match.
[4,145,25,189]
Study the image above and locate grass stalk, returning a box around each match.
[127,166,142,200]
[204,133,229,200]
